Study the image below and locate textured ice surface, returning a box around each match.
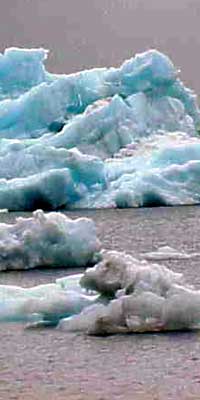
[0,210,100,271]
[0,47,199,209]
[74,132,200,209]
[1,247,200,332]
[0,273,99,324]
[80,250,183,297]
[38,94,194,159]
[0,48,49,100]
[60,251,200,335]
[0,146,105,210]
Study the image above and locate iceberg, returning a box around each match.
[80,250,183,297]
[0,210,100,271]
[0,274,99,324]
[1,247,200,333]
[60,251,200,335]
[0,47,199,209]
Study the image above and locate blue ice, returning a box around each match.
[0,47,198,209]
[0,273,99,324]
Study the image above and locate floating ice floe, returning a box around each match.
[0,273,99,324]
[143,246,200,261]
[60,251,200,335]
[0,210,101,271]
[0,48,199,209]
[1,248,200,333]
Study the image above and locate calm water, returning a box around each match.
[0,206,200,399]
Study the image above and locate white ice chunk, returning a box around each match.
[0,210,101,271]
[143,246,200,261]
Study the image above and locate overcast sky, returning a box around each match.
[0,0,200,91]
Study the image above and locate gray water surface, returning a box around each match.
[0,206,200,399]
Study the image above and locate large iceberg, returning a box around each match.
[0,47,199,209]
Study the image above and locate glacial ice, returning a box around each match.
[0,146,106,210]
[0,210,100,271]
[60,251,200,335]
[80,250,183,297]
[0,274,99,324]
[1,245,200,333]
[0,48,49,100]
[0,47,199,209]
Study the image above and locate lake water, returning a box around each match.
[0,206,200,399]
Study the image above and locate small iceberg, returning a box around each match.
[60,251,200,335]
[0,273,99,325]
[0,210,100,271]
[1,247,200,334]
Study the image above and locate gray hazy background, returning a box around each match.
[0,0,200,91]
